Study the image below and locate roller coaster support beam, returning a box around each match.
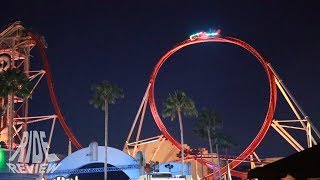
[268,63,320,148]
[123,83,151,155]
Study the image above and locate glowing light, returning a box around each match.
[0,148,5,170]
[189,29,221,40]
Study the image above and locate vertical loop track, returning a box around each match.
[148,37,277,177]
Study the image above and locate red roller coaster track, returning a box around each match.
[148,36,277,178]
[31,33,83,149]
[30,30,276,178]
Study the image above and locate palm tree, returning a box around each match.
[89,81,123,180]
[212,133,236,180]
[212,133,236,156]
[0,68,31,150]
[0,105,6,128]
[193,109,223,179]
[162,91,197,176]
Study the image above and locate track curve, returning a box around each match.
[31,33,83,149]
[148,36,277,178]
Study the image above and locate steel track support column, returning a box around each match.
[123,83,151,154]
[268,64,320,142]
[133,98,148,156]
[249,154,255,169]
[307,122,312,148]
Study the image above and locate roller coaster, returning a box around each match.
[1,22,319,179]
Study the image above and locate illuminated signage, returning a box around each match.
[7,131,61,174]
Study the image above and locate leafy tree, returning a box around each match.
[194,109,237,179]
[0,69,31,97]
[212,133,236,156]
[89,81,123,180]
[194,109,223,179]
[0,68,31,150]
[193,109,222,137]
[162,91,197,175]
[212,133,236,179]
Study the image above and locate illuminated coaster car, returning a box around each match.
[189,29,221,40]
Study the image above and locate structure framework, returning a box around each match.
[124,30,320,179]
[0,22,82,153]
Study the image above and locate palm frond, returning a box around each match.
[89,81,124,111]
[193,109,223,138]
[162,91,197,121]
[211,132,237,149]
[193,108,236,151]
[0,69,31,98]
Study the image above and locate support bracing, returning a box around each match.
[123,83,151,156]
[268,64,319,152]
[0,22,64,155]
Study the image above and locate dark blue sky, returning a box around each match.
[1,1,320,159]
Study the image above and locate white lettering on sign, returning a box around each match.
[7,131,61,174]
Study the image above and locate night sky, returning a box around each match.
[1,1,320,159]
